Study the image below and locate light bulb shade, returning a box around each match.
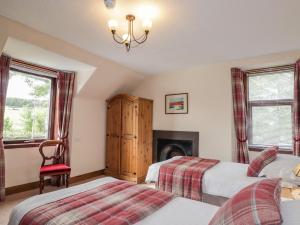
[108,19,118,31]
[122,34,131,43]
[143,20,152,31]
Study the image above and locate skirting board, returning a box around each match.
[5,169,105,196]
[5,179,51,195]
[69,169,105,184]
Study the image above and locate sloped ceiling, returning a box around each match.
[0,16,145,100]
[0,0,300,75]
[3,38,96,95]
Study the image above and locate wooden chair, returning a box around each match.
[39,140,71,194]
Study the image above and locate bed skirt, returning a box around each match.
[145,182,228,206]
[202,193,228,206]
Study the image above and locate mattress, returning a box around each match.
[8,177,218,225]
[146,156,262,198]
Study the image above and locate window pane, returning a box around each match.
[4,70,52,141]
[248,71,293,101]
[251,105,292,146]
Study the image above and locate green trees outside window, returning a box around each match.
[4,69,52,141]
[248,71,294,148]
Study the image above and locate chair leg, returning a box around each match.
[66,174,70,188]
[57,175,61,187]
[40,177,44,194]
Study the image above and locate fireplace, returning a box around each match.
[153,130,199,162]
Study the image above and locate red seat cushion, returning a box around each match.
[40,164,71,174]
[247,146,278,177]
[209,178,282,225]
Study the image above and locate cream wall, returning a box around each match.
[5,147,55,187]
[132,50,300,161]
[5,97,105,187]
[70,98,106,177]
[0,15,146,188]
[132,65,234,161]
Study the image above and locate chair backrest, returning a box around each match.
[39,140,66,166]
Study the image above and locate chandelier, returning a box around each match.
[108,14,152,52]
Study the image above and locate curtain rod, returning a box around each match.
[245,64,295,75]
[11,58,59,75]
[9,57,75,75]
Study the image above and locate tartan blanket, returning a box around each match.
[19,180,173,225]
[156,156,220,201]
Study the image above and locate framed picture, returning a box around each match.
[165,93,188,114]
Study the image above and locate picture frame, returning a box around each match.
[165,93,188,114]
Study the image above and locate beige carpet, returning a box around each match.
[0,176,105,225]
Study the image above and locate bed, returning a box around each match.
[145,154,300,205]
[8,177,300,225]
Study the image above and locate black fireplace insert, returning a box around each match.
[153,130,199,162]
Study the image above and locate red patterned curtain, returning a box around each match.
[231,68,249,163]
[0,55,11,201]
[56,71,75,166]
[293,60,300,156]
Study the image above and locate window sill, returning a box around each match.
[249,146,292,154]
[4,142,43,149]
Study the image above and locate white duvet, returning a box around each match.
[9,177,218,225]
[259,154,300,186]
[8,177,299,225]
[145,156,262,198]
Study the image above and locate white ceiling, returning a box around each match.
[0,0,300,75]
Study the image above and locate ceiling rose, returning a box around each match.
[104,0,116,9]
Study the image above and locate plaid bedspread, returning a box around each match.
[157,156,220,201]
[19,180,173,225]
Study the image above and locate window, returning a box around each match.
[247,67,294,152]
[4,67,56,147]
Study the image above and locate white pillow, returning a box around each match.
[281,200,300,225]
[258,154,300,185]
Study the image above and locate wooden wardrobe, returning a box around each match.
[105,94,153,183]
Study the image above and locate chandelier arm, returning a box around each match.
[129,19,134,45]
[131,36,148,48]
[130,21,148,44]
[124,19,132,52]
[115,33,124,40]
[130,21,138,42]
[138,34,148,43]
[132,33,147,43]
[133,33,148,44]
[128,38,146,49]
[112,32,126,44]
[135,33,147,41]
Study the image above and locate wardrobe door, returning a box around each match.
[106,98,121,175]
[120,98,137,177]
[136,99,153,181]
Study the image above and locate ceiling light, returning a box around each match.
[108,14,152,52]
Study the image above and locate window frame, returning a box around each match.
[4,67,57,149]
[246,65,294,154]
